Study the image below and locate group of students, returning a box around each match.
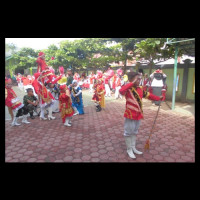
[5,51,168,160]
[88,67,126,100]
[85,66,167,113]
[5,52,84,128]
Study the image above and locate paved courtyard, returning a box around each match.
[5,87,195,162]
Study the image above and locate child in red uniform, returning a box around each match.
[115,68,123,99]
[92,79,105,112]
[36,52,48,73]
[59,85,74,126]
[119,72,165,159]
[32,72,40,95]
[89,72,95,93]
[5,78,31,126]
[92,71,105,112]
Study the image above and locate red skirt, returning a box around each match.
[92,93,100,102]
[60,104,74,123]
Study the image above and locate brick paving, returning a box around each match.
[5,90,195,163]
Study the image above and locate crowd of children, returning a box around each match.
[5,51,168,160]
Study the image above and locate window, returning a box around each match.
[192,73,195,94]
[176,74,180,92]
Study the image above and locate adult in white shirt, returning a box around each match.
[150,67,167,106]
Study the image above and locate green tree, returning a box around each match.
[6,43,17,55]
[12,47,38,72]
[105,38,145,73]
[134,38,183,74]
[42,44,59,68]
[58,38,113,73]
[5,43,18,76]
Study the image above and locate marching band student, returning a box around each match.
[23,74,36,95]
[78,78,84,89]
[119,72,165,159]
[104,66,114,97]
[37,75,54,121]
[115,69,123,99]
[59,85,74,126]
[83,77,90,89]
[37,72,61,120]
[36,65,63,120]
[32,72,40,96]
[5,78,31,126]
[89,72,95,93]
[104,77,111,97]
[57,66,67,86]
[36,52,48,73]
[16,73,23,91]
[73,72,80,82]
[115,77,122,99]
[70,80,84,115]
[111,73,117,93]
[46,83,60,113]
[138,69,144,86]
[92,71,105,112]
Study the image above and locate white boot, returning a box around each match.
[73,107,79,116]
[68,119,72,124]
[11,117,21,126]
[40,107,47,120]
[22,115,31,124]
[124,136,136,159]
[48,106,55,120]
[40,116,47,120]
[131,135,143,155]
[64,118,71,126]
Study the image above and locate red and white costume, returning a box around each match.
[38,80,55,107]
[59,85,74,126]
[82,78,90,89]
[37,78,55,120]
[111,74,117,90]
[73,73,80,82]
[103,69,114,97]
[5,84,24,112]
[32,72,40,95]
[115,76,122,99]
[36,52,48,73]
[17,74,23,91]
[5,78,30,126]
[89,73,95,93]
[119,81,165,159]
[115,68,123,99]
[119,82,165,120]
[35,54,62,120]
[22,75,35,94]
[92,73,105,110]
